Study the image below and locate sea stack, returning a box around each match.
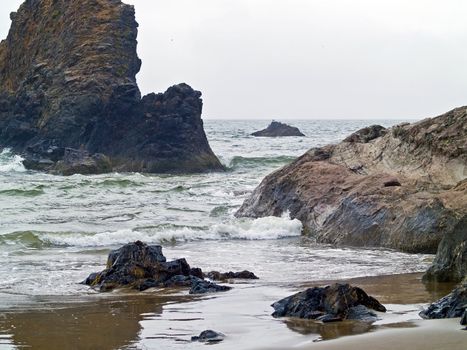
[237,108,467,259]
[252,121,305,137]
[0,0,223,174]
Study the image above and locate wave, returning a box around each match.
[0,186,44,197]
[0,215,303,248]
[0,149,26,172]
[222,155,297,170]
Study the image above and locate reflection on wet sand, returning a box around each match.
[0,293,195,350]
[0,273,459,350]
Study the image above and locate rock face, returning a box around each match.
[84,241,232,293]
[0,0,223,174]
[237,108,467,255]
[252,121,305,137]
[420,279,467,320]
[272,283,386,322]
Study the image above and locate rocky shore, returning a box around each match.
[0,0,223,174]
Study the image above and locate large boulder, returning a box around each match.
[237,107,467,254]
[252,121,305,137]
[84,241,232,293]
[0,0,223,174]
[272,283,386,322]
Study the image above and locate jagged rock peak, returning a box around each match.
[0,0,223,174]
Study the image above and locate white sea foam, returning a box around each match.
[0,149,26,172]
[40,214,303,247]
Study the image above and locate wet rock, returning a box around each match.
[420,280,467,320]
[271,283,386,322]
[191,330,225,343]
[237,108,467,254]
[424,214,467,283]
[0,0,223,175]
[252,121,305,137]
[344,125,387,143]
[189,279,232,294]
[83,241,230,293]
[461,309,467,327]
[205,270,259,281]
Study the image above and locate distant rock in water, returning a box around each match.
[83,241,259,294]
[205,270,259,281]
[252,121,305,137]
[272,283,386,322]
[237,107,467,257]
[0,0,223,175]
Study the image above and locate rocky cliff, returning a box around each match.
[237,108,467,270]
[0,0,223,174]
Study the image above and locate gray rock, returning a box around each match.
[419,281,467,319]
[252,121,305,137]
[191,330,225,343]
[271,283,386,322]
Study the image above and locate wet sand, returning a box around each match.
[0,273,463,349]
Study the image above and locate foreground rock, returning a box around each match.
[0,0,223,174]
[84,241,232,293]
[272,283,386,322]
[420,279,467,322]
[252,121,305,137]
[237,108,467,255]
[191,330,225,343]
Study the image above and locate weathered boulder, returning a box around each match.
[252,121,305,137]
[272,283,386,322]
[237,107,467,254]
[83,241,230,293]
[191,330,225,343]
[420,279,467,320]
[0,0,223,174]
[205,270,259,281]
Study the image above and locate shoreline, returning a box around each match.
[0,272,462,349]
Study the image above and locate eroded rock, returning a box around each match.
[0,0,223,174]
[272,283,386,322]
[83,241,231,294]
[252,121,305,137]
[237,108,467,255]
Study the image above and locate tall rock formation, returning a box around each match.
[237,107,467,264]
[0,0,223,174]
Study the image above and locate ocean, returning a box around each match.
[0,119,436,349]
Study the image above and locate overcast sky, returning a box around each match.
[1,0,467,119]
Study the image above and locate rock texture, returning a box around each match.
[84,241,232,293]
[237,107,467,255]
[271,283,386,322]
[0,0,223,174]
[420,279,467,320]
[252,121,305,137]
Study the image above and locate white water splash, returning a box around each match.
[0,149,26,172]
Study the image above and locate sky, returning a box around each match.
[1,0,467,119]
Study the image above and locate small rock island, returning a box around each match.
[252,121,305,137]
[0,0,223,174]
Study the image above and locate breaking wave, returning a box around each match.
[0,149,26,172]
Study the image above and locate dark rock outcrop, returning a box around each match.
[191,330,225,343]
[205,270,259,281]
[0,0,223,174]
[237,108,467,254]
[420,279,467,320]
[84,241,230,293]
[343,125,387,143]
[252,121,305,137]
[272,283,386,322]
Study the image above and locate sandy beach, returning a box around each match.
[0,272,464,350]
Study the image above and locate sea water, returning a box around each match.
[0,120,431,299]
